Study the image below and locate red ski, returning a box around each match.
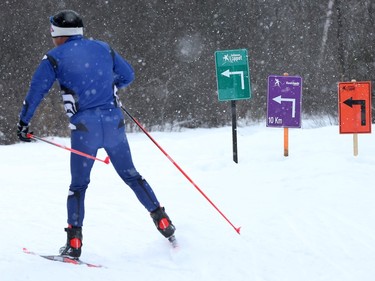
[23,248,104,268]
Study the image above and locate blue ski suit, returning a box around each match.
[19,35,160,226]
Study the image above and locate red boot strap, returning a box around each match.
[159,218,170,230]
[70,238,82,249]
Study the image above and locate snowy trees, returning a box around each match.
[1,0,374,144]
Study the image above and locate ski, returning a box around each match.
[23,248,104,268]
[168,235,179,249]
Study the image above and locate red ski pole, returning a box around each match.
[121,106,241,234]
[27,134,110,164]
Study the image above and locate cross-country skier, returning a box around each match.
[17,10,176,259]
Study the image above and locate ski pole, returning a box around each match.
[121,106,241,234]
[27,133,110,164]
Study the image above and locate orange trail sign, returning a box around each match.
[338,81,372,134]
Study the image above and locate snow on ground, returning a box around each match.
[1,122,375,281]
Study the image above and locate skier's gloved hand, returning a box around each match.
[17,120,32,142]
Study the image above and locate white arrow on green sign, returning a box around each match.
[221,70,245,89]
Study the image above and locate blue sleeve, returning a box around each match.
[19,56,56,124]
[113,50,135,89]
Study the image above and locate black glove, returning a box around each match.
[17,120,32,142]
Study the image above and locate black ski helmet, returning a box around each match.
[50,10,84,37]
[50,10,83,28]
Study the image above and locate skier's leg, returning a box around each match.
[68,113,102,227]
[108,140,175,237]
[68,150,96,227]
[59,142,96,258]
[102,109,175,237]
[101,109,159,211]
[106,137,160,211]
[60,117,100,258]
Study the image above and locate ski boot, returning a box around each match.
[59,226,83,259]
[150,207,176,245]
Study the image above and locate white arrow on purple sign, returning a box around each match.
[272,95,297,118]
[267,75,302,128]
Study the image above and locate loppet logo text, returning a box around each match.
[222,53,243,64]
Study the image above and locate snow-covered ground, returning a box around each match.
[1,122,375,281]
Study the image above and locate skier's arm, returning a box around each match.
[19,56,56,124]
[112,50,135,89]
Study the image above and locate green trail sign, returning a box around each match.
[215,49,251,101]
[214,49,252,163]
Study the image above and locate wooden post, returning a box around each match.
[284,127,289,157]
[351,79,358,156]
[283,72,289,157]
[353,133,358,156]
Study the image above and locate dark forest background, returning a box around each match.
[1,0,374,144]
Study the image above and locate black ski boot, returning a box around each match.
[150,207,176,244]
[59,226,83,259]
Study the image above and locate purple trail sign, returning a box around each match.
[267,75,303,128]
